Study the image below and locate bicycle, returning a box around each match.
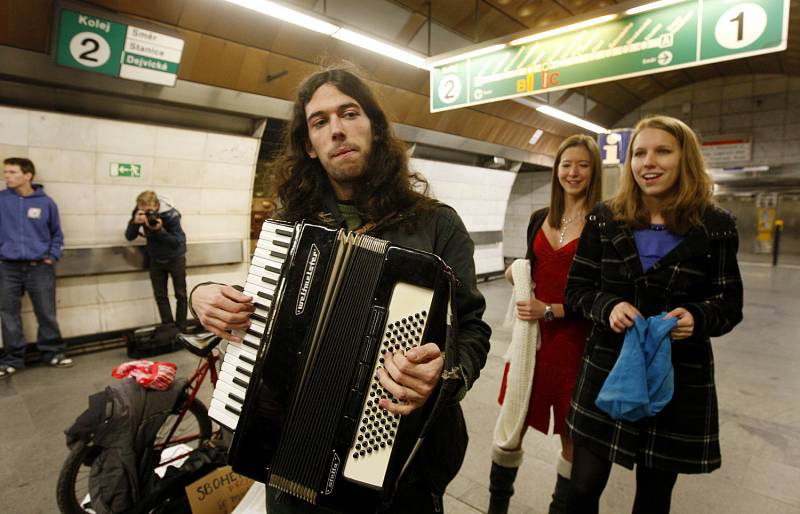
[56,332,224,514]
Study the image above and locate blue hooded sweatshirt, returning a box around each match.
[0,184,64,261]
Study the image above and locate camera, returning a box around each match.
[145,210,159,227]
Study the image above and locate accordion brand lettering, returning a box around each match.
[326,452,340,495]
[296,244,320,315]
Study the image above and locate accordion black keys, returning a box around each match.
[208,220,454,510]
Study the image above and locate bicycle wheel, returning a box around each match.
[56,440,97,514]
[153,399,213,455]
[56,401,213,513]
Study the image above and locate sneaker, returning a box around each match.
[49,355,74,368]
[0,366,17,378]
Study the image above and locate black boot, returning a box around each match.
[548,473,570,514]
[488,462,518,514]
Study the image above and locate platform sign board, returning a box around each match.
[701,135,752,164]
[430,0,790,112]
[598,129,633,165]
[57,8,183,86]
[56,9,126,78]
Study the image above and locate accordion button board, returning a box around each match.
[342,282,432,487]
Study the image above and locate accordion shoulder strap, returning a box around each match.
[418,267,461,441]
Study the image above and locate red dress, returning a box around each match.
[498,228,590,435]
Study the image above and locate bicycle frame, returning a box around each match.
[154,348,221,462]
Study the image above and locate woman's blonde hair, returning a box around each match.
[609,115,713,234]
[548,134,603,229]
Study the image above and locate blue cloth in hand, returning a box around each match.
[595,313,678,421]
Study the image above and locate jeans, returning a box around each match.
[0,261,63,368]
[149,255,187,326]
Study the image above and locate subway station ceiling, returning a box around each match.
[2,0,798,160]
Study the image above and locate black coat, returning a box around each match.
[260,196,491,514]
[314,197,492,497]
[125,207,186,262]
[565,202,743,473]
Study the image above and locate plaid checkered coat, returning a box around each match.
[565,203,743,474]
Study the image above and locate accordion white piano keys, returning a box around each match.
[209,220,293,433]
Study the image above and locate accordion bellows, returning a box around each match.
[208,220,453,511]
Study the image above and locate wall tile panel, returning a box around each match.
[60,215,97,246]
[0,144,29,159]
[27,147,95,184]
[152,158,205,188]
[95,185,145,215]
[202,161,253,189]
[46,183,96,215]
[100,299,158,331]
[155,127,207,160]
[96,120,157,156]
[204,133,259,165]
[28,111,97,152]
[0,106,29,146]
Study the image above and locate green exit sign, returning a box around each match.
[110,162,142,178]
[430,0,790,112]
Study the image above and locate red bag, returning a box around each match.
[112,360,177,391]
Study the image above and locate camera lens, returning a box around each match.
[146,210,158,227]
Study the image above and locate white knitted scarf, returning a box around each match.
[491,258,539,467]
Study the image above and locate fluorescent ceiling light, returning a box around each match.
[536,105,608,134]
[625,0,687,16]
[511,14,618,46]
[225,0,339,34]
[224,0,428,68]
[428,44,507,67]
[332,29,427,68]
[529,129,544,145]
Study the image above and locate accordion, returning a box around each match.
[208,220,454,510]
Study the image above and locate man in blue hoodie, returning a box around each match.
[0,157,70,378]
[125,190,187,328]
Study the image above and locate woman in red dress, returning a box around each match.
[489,134,602,514]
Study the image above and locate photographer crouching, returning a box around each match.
[125,191,188,329]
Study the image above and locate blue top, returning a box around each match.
[0,185,64,261]
[633,224,684,271]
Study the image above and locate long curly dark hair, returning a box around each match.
[273,67,434,225]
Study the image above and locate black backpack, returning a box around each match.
[65,377,186,514]
[134,445,228,514]
[126,324,182,359]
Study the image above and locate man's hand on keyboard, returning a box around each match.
[192,284,254,342]
[377,343,443,416]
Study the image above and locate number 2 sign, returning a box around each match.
[68,32,112,68]
[56,10,126,77]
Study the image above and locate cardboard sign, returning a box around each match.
[186,466,254,514]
